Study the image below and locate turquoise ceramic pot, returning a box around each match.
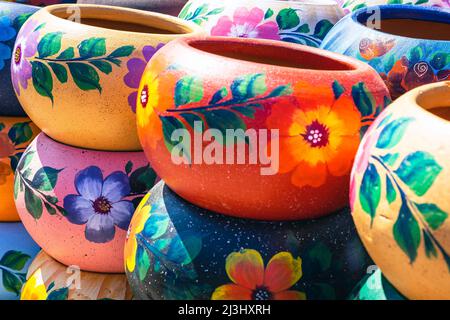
[349,269,406,300]
[320,5,450,99]
[125,182,373,300]
[0,2,38,116]
[0,222,40,300]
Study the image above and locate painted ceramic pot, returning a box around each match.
[125,181,373,300]
[350,81,450,299]
[11,4,204,151]
[77,0,188,16]
[0,116,39,221]
[0,222,40,300]
[320,5,450,100]
[349,269,406,300]
[178,0,344,47]
[136,36,391,220]
[14,133,158,273]
[0,2,38,116]
[21,251,132,300]
[336,0,449,14]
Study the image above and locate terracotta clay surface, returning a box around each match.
[11,4,204,150]
[350,81,450,299]
[0,116,39,221]
[136,36,391,220]
[21,251,132,300]
[15,133,158,273]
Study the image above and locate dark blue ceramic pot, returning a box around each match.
[349,269,407,300]
[125,181,373,300]
[320,5,450,99]
[0,2,38,116]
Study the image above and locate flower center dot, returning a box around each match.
[140,85,149,108]
[93,196,112,214]
[302,120,329,148]
[252,286,272,300]
[14,46,22,64]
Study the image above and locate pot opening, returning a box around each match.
[416,83,450,121]
[355,6,450,41]
[49,6,194,35]
[189,40,355,71]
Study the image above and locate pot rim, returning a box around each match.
[190,0,342,7]
[407,81,450,124]
[351,4,450,43]
[39,4,203,38]
[172,36,379,76]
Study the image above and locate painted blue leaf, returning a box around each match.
[376,117,414,149]
[393,201,421,263]
[359,163,381,222]
[386,175,396,204]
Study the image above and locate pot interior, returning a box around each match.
[49,6,194,35]
[356,7,450,41]
[416,83,450,121]
[189,40,355,70]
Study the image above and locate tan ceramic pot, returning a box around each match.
[0,116,39,221]
[11,4,203,151]
[21,251,132,300]
[350,81,450,299]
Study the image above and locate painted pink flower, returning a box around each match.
[124,44,164,113]
[353,126,380,177]
[211,7,280,40]
[11,20,40,95]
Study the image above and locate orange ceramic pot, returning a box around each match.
[350,81,450,299]
[136,37,391,220]
[15,133,158,273]
[11,4,204,151]
[21,251,132,300]
[0,116,39,221]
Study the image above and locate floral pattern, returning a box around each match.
[212,249,305,300]
[0,250,31,297]
[20,269,48,300]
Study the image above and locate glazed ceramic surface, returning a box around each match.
[178,0,344,47]
[11,4,204,151]
[14,133,158,273]
[0,222,40,300]
[349,268,406,300]
[125,182,373,300]
[336,0,449,14]
[77,0,188,16]
[21,251,132,300]
[0,116,39,221]
[320,5,450,99]
[350,81,450,299]
[136,37,391,220]
[0,2,38,116]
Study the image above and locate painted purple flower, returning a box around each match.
[124,44,164,112]
[63,166,134,244]
[11,19,40,95]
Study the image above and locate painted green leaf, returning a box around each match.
[386,176,397,204]
[37,32,63,58]
[68,62,101,92]
[231,106,256,119]
[377,113,393,129]
[44,202,57,215]
[24,186,43,219]
[306,242,332,272]
[430,52,449,70]
[393,201,421,263]
[332,81,345,99]
[380,153,399,166]
[201,109,246,140]
[18,150,34,172]
[359,163,381,222]
[90,60,112,74]
[137,247,150,281]
[376,117,414,149]
[264,8,274,19]
[108,45,135,58]
[395,151,442,196]
[8,122,32,145]
[78,37,106,58]
[48,62,67,83]
[178,2,192,19]
[47,287,68,300]
[409,45,424,64]
[0,251,30,271]
[9,153,23,172]
[276,8,300,30]
[2,269,22,296]
[415,203,448,230]
[142,213,170,240]
[209,87,228,104]
[174,76,204,107]
[125,161,133,174]
[13,13,33,30]
[230,73,267,101]
[13,175,22,200]
[129,165,156,194]
[207,8,225,16]
[384,53,396,73]
[267,84,293,97]
[351,82,376,117]
[160,115,186,152]
[423,230,437,258]
[313,20,333,40]
[31,61,53,101]
[294,23,310,33]
[31,167,62,191]
[179,113,203,131]
[56,47,74,60]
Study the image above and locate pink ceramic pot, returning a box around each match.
[14,133,158,273]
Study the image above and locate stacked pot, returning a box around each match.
[8,3,203,299]
[0,1,40,300]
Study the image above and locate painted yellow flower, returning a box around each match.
[124,192,152,272]
[212,249,306,300]
[136,68,160,129]
[20,269,48,300]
